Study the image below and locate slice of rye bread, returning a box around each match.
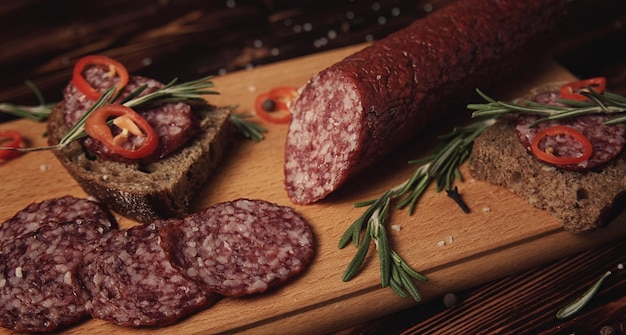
[46,103,234,223]
[469,115,626,233]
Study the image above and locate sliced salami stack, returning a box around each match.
[0,196,315,332]
[0,196,117,333]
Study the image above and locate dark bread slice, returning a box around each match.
[469,114,626,233]
[46,103,233,223]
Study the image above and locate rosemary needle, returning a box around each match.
[556,270,612,319]
[229,112,267,142]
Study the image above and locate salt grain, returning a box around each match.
[15,266,23,278]
[391,224,401,232]
[438,236,454,246]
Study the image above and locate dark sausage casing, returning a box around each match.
[285,0,568,204]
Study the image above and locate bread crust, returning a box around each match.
[470,114,626,233]
[46,103,233,223]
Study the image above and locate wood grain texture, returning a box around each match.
[1,44,625,334]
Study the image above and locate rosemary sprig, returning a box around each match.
[0,76,266,152]
[0,80,55,121]
[339,117,496,300]
[229,112,267,142]
[123,76,219,108]
[469,87,626,126]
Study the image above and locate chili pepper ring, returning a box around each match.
[531,125,593,166]
[84,105,158,159]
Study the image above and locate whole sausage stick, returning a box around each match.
[284,0,568,204]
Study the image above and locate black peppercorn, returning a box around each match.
[261,98,276,111]
[443,293,458,309]
[599,325,615,335]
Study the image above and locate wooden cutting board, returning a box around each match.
[2,44,626,335]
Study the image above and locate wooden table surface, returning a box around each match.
[1,1,626,334]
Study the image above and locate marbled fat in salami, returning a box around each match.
[0,220,111,333]
[80,220,215,327]
[62,66,199,163]
[284,0,568,204]
[0,195,116,249]
[160,199,315,297]
[515,90,626,171]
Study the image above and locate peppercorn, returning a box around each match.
[599,325,615,335]
[443,293,459,309]
[261,98,276,111]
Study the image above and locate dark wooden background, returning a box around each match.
[2,0,626,104]
[1,0,626,334]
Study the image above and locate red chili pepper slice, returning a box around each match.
[0,130,24,161]
[72,55,130,101]
[560,77,606,101]
[85,105,158,159]
[254,86,298,124]
[531,125,593,165]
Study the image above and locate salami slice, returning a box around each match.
[62,66,199,163]
[0,195,116,249]
[0,220,110,333]
[515,88,626,171]
[160,199,315,297]
[284,0,568,204]
[80,220,215,327]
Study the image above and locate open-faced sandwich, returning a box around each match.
[469,77,626,233]
[46,55,234,223]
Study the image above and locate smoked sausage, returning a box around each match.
[285,0,568,204]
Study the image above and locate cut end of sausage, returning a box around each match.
[284,69,363,204]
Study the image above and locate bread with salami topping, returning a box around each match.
[469,84,626,233]
[46,102,233,223]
